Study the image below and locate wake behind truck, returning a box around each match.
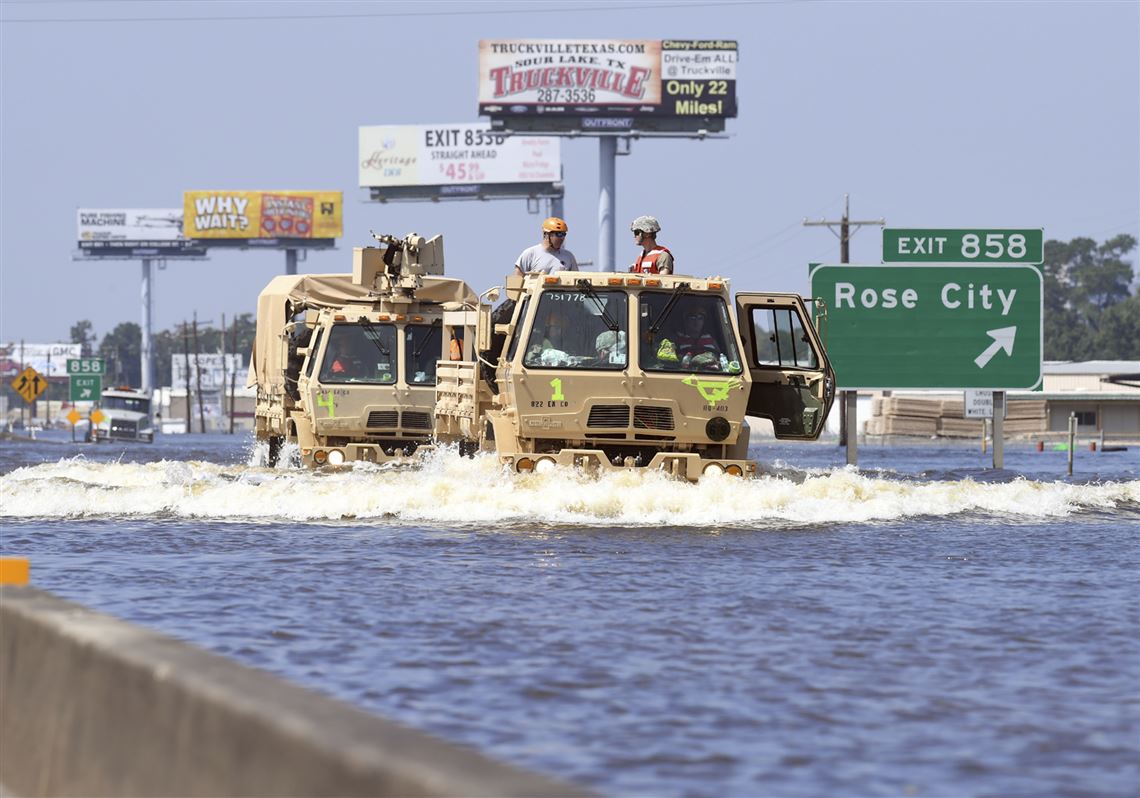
[435,270,836,480]
[250,233,477,467]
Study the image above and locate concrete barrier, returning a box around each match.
[0,587,591,797]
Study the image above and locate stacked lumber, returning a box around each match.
[865,415,938,436]
[863,395,1047,439]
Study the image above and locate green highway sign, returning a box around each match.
[67,357,106,375]
[809,264,1042,390]
[70,374,102,402]
[883,228,1043,264]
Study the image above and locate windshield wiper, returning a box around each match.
[357,319,390,356]
[412,321,441,359]
[649,282,691,334]
[575,280,621,332]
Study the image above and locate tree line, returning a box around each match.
[52,232,1140,389]
[68,314,256,389]
[1041,234,1138,359]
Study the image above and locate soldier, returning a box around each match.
[629,215,674,274]
[514,217,579,275]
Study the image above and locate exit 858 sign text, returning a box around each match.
[883,228,1043,264]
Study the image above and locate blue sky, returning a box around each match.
[2,0,1137,345]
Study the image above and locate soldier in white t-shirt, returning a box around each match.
[513,217,579,275]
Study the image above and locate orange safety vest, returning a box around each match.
[631,245,673,274]
[449,335,462,361]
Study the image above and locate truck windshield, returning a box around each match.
[319,323,396,384]
[405,324,441,385]
[639,293,743,374]
[522,289,628,370]
[103,396,149,413]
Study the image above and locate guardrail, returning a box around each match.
[0,585,591,797]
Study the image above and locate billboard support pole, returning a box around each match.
[140,259,154,396]
[286,248,298,276]
[598,137,616,272]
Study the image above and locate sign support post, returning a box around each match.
[599,137,616,272]
[993,391,1005,469]
[141,258,153,395]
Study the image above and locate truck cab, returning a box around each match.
[436,271,834,480]
[94,387,155,443]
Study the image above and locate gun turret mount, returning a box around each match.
[353,232,445,295]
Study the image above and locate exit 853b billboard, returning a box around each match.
[183,190,343,240]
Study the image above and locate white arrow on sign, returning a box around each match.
[974,326,1017,369]
[81,388,92,398]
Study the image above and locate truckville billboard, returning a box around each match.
[478,39,737,133]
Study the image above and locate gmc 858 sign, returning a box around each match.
[478,39,737,134]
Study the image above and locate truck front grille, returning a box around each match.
[587,405,630,427]
[109,419,139,436]
[401,411,432,430]
[634,406,675,431]
[366,411,399,428]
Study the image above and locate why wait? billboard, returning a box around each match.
[183,191,343,240]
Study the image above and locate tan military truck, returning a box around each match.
[435,271,835,480]
[250,233,477,467]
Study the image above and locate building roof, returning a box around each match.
[1043,360,1140,375]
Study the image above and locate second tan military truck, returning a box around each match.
[250,233,477,467]
[435,270,835,480]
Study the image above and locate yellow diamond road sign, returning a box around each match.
[10,366,48,404]
[67,408,83,425]
[90,409,106,425]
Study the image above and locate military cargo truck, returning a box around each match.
[250,233,477,467]
[435,271,835,480]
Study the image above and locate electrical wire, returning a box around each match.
[1,0,788,23]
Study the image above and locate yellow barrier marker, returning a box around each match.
[0,558,30,585]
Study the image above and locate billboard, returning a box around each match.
[478,39,737,133]
[171,353,245,392]
[183,191,343,240]
[359,123,561,201]
[77,209,206,256]
[1,343,82,378]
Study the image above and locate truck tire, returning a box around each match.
[267,436,283,467]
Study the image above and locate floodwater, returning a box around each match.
[2,431,1138,797]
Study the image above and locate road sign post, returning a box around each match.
[808,264,1043,390]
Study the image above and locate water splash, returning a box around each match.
[3,448,1137,527]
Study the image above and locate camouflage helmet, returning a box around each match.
[630,215,661,234]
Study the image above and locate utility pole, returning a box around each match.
[803,194,884,466]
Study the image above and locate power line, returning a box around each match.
[1,0,782,23]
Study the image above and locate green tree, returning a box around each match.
[69,320,97,356]
[1094,295,1140,359]
[98,323,141,386]
[1042,234,1137,359]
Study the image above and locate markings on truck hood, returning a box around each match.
[682,375,743,403]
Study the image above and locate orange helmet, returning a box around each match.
[542,217,568,233]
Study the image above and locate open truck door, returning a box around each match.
[735,292,835,440]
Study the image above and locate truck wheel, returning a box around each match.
[267,436,283,467]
